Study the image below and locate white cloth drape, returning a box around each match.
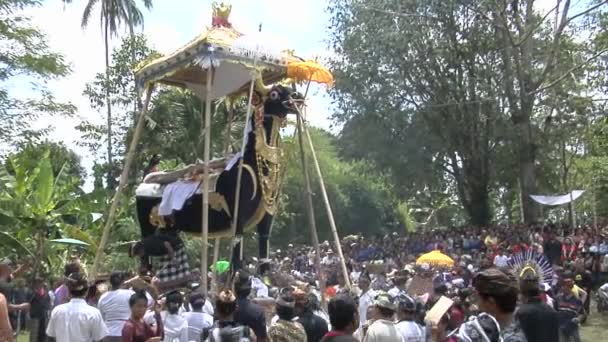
[530,190,585,206]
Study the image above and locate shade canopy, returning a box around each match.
[530,190,585,206]
[135,4,293,100]
[416,250,454,267]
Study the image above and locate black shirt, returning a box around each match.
[234,298,267,339]
[143,233,183,256]
[29,287,51,319]
[544,240,562,265]
[516,299,560,342]
[298,311,328,342]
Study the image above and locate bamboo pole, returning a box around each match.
[227,72,258,271]
[212,100,234,294]
[295,112,326,306]
[200,69,213,296]
[303,123,351,289]
[91,86,154,279]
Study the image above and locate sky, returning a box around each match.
[18,0,334,189]
[15,0,565,191]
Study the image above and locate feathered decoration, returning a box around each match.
[508,249,554,285]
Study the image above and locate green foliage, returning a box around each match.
[0,0,75,148]
[7,141,86,181]
[79,34,159,162]
[0,144,90,277]
[271,128,399,247]
[328,0,608,225]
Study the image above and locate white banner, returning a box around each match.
[530,190,585,206]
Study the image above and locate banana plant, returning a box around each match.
[0,150,87,278]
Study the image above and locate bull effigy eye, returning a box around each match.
[270,90,280,101]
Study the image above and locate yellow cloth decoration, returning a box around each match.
[287,60,334,85]
[415,250,455,267]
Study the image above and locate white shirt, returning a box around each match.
[396,321,425,342]
[146,311,188,342]
[46,298,109,342]
[181,311,213,342]
[179,300,214,317]
[358,289,376,327]
[493,255,510,268]
[97,289,142,337]
[363,319,404,342]
[251,276,269,297]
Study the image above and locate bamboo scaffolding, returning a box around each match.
[200,69,213,296]
[91,86,154,279]
[295,112,326,306]
[303,122,351,289]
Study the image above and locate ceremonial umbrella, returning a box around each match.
[415,250,454,267]
[50,238,90,247]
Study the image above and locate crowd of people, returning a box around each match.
[0,221,607,341]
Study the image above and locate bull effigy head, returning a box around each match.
[265,85,303,117]
[254,78,303,117]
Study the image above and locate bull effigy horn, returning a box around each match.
[254,77,271,95]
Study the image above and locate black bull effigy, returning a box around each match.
[135,83,301,269]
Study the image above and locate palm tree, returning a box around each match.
[63,0,153,188]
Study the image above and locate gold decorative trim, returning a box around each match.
[255,113,284,215]
[149,205,166,228]
[209,192,231,217]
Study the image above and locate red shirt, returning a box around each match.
[122,315,163,342]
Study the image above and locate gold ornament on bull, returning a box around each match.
[212,1,232,28]
[254,108,284,215]
[149,205,166,228]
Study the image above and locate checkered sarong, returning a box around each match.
[156,246,191,290]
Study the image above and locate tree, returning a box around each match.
[0,0,75,152]
[0,148,86,278]
[328,0,509,225]
[7,141,86,181]
[328,0,607,225]
[272,128,400,246]
[63,0,153,188]
[79,34,159,188]
[490,0,607,222]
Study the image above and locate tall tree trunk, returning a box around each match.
[105,21,114,189]
[516,107,538,223]
[467,185,491,226]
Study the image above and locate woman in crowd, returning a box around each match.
[122,290,163,342]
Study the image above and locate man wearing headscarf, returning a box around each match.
[233,271,267,342]
[46,272,109,342]
[268,292,307,342]
[515,271,559,342]
[471,268,527,342]
[294,288,328,342]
